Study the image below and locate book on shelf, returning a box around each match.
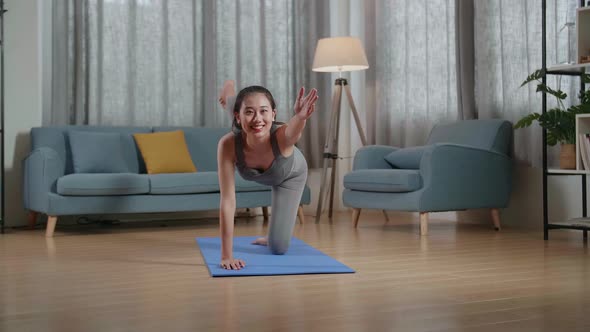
[579,134,590,170]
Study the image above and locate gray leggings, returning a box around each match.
[267,150,307,254]
[226,95,307,254]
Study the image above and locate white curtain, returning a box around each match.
[321,0,458,213]
[51,0,331,166]
[364,0,458,148]
[474,0,580,166]
[51,0,470,167]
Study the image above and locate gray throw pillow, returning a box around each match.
[68,131,130,173]
[383,146,429,169]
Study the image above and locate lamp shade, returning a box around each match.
[312,37,369,73]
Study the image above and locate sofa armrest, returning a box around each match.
[23,147,66,213]
[353,145,398,170]
[418,143,512,210]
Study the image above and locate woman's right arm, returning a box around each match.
[217,134,245,270]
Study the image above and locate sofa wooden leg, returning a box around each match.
[262,207,269,221]
[297,206,305,224]
[491,208,501,231]
[382,210,390,223]
[46,216,58,238]
[420,212,428,236]
[352,208,361,228]
[27,211,39,229]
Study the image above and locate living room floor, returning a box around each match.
[1,211,590,332]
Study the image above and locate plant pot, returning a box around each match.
[560,143,576,169]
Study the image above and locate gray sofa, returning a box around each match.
[23,126,311,237]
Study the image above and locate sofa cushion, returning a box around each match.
[153,127,229,171]
[149,172,219,194]
[57,173,150,196]
[383,146,428,169]
[149,172,270,194]
[133,130,197,174]
[68,131,130,173]
[235,174,271,193]
[343,169,422,193]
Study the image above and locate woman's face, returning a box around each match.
[237,93,276,138]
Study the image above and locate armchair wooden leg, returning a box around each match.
[382,210,390,223]
[297,206,305,224]
[352,208,361,228]
[420,212,428,236]
[46,216,58,238]
[262,207,269,222]
[491,208,501,231]
[27,211,38,229]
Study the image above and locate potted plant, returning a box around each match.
[516,70,590,169]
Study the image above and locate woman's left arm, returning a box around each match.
[283,87,318,147]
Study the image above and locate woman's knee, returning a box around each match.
[269,241,289,255]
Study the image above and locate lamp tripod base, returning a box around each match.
[315,78,367,223]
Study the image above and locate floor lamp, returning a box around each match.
[312,37,369,223]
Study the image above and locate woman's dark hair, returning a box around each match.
[232,85,277,131]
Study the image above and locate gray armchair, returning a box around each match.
[342,119,513,235]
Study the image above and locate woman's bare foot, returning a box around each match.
[219,80,236,108]
[252,237,268,246]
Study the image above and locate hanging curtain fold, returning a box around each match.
[364,0,459,148]
[50,0,330,166]
[474,0,580,166]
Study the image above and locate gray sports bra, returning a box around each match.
[234,124,295,186]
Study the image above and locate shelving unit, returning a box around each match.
[547,62,590,74]
[0,0,5,234]
[548,168,590,174]
[542,0,589,240]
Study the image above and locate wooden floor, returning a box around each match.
[1,211,590,332]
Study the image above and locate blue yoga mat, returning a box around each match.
[196,236,355,277]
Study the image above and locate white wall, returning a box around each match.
[4,0,45,227]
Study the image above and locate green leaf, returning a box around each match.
[520,69,545,87]
[514,113,541,129]
[518,69,590,145]
[580,89,590,105]
[569,103,590,114]
[536,108,575,144]
[546,132,558,146]
[535,84,567,100]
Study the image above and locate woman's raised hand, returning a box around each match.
[218,80,236,109]
[293,87,318,120]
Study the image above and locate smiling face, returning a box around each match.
[236,93,276,138]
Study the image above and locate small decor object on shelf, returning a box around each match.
[558,22,576,64]
[560,143,576,169]
[578,133,590,170]
[515,70,590,169]
[578,7,590,65]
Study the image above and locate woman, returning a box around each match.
[217,81,318,270]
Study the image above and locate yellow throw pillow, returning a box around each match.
[133,130,197,174]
